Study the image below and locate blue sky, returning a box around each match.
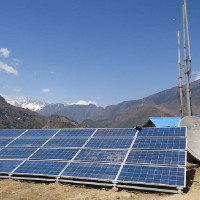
[0,0,199,107]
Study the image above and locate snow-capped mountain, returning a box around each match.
[1,95,49,111]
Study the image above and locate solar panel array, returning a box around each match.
[0,127,187,193]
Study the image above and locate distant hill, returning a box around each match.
[0,96,81,129]
[82,80,200,128]
[38,103,104,123]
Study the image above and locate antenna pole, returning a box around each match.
[182,2,192,116]
[177,30,184,118]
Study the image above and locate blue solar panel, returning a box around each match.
[94,129,136,137]
[21,129,59,137]
[0,130,25,138]
[137,127,186,137]
[61,162,120,180]
[44,138,87,148]
[55,129,95,137]
[0,160,22,173]
[8,138,48,147]
[0,148,36,159]
[118,165,185,187]
[31,148,79,160]
[126,150,186,166]
[0,138,14,147]
[132,138,186,150]
[86,138,133,149]
[75,149,127,163]
[14,160,68,176]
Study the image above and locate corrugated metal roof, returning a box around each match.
[149,116,200,127]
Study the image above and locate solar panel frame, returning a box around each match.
[137,127,186,137]
[21,129,59,138]
[117,164,186,187]
[60,162,121,181]
[13,160,68,177]
[75,149,128,163]
[44,138,88,148]
[8,138,49,148]
[126,150,186,166]
[132,137,186,150]
[0,129,26,138]
[0,148,37,159]
[0,160,22,174]
[55,129,96,138]
[94,128,137,137]
[86,138,133,149]
[31,148,79,161]
[0,139,17,147]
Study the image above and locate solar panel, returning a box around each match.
[0,138,15,147]
[0,160,22,173]
[44,138,88,148]
[94,129,136,137]
[0,148,36,159]
[86,138,133,149]
[8,138,48,147]
[0,127,187,193]
[31,148,79,160]
[137,127,186,137]
[132,138,186,150]
[14,160,68,176]
[118,164,185,187]
[61,162,121,180]
[0,130,26,138]
[75,149,128,163]
[55,129,96,137]
[126,150,186,166]
[21,129,59,137]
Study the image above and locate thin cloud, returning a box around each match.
[42,88,51,93]
[0,61,18,75]
[192,71,200,81]
[0,48,10,58]
[15,88,22,92]
[12,58,22,66]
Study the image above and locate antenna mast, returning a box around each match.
[177,30,184,118]
[182,1,192,116]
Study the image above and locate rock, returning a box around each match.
[116,196,120,199]
[124,193,132,198]
[111,187,119,192]
[11,191,15,194]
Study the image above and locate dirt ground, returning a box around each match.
[0,161,199,200]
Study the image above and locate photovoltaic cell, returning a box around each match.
[132,138,186,150]
[21,129,59,137]
[137,127,186,137]
[31,148,79,160]
[94,129,136,137]
[86,138,133,149]
[118,165,185,187]
[0,160,22,173]
[0,139,15,147]
[0,130,25,138]
[44,138,88,148]
[126,150,186,166]
[0,148,36,159]
[55,129,95,137]
[61,162,120,180]
[14,160,68,176]
[75,149,128,163]
[8,138,48,147]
